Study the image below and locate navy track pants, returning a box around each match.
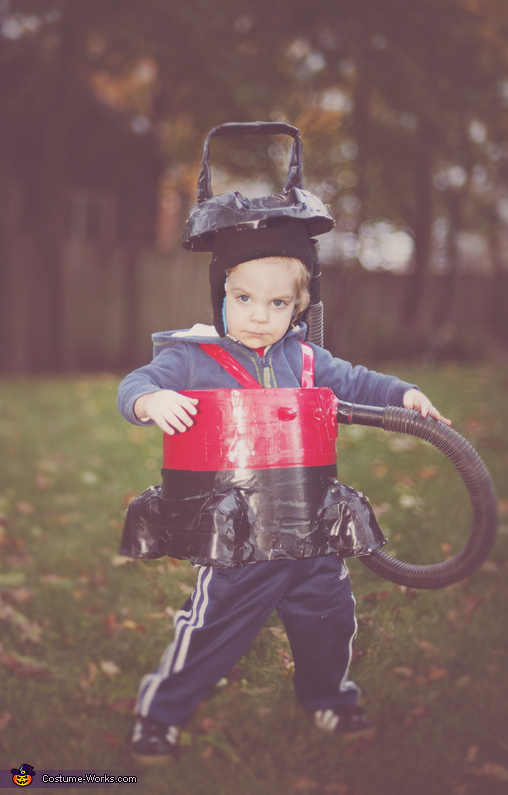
[136,554,360,727]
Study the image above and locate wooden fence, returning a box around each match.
[1,238,506,374]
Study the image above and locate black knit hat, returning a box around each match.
[209,219,317,336]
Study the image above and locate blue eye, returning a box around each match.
[238,294,250,303]
[273,299,286,308]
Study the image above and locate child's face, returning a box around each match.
[224,257,299,348]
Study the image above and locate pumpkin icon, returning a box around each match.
[11,764,35,786]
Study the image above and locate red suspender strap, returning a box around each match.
[198,344,262,389]
[300,343,315,388]
[199,342,315,389]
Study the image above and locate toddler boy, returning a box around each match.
[118,219,450,763]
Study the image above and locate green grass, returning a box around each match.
[0,364,507,795]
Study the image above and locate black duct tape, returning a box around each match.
[120,466,387,566]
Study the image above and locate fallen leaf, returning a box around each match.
[79,662,98,690]
[39,574,73,588]
[54,511,83,524]
[265,626,286,639]
[199,728,249,770]
[108,698,137,714]
[344,729,377,754]
[0,600,42,642]
[5,553,32,567]
[292,777,319,790]
[0,648,50,677]
[277,649,294,671]
[122,490,140,507]
[418,640,440,658]
[35,472,53,489]
[389,437,418,452]
[465,418,487,436]
[103,612,118,634]
[394,585,418,598]
[37,458,59,474]
[16,502,35,514]
[447,609,460,627]
[102,734,120,747]
[2,535,26,550]
[127,427,145,443]
[1,587,33,603]
[418,465,438,480]
[481,560,499,574]
[111,555,133,566]
[121,619,147,634]
[371,503,390,518]
[200,718,222,732]
[403,704,431,728]
[393,666,414,679]
[100,660,120,677]
[395,474,415,487]
[470,763,508,781]
[459,594,485,622]
[80,471,99,485]
[426,665,448,682]
[363,591,389,603]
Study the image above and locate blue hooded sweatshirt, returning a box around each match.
[117,322,416,424]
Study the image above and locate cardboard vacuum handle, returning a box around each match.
[197,121,303,201]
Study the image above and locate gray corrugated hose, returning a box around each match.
[336,401,498,589]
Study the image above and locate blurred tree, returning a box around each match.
[248,0,508,323]
[1,0,508,370]
[0,0,280,370]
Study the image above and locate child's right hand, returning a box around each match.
[134,390,199,435]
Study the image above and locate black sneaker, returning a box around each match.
[130,716,180,764]
[314,705,374,735]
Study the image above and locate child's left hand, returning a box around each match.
[403,388,452,426]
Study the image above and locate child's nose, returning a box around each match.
[251,303,269,322]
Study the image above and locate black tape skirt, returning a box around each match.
[120,465,387,567]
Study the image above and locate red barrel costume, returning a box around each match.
[120,342,386,566]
